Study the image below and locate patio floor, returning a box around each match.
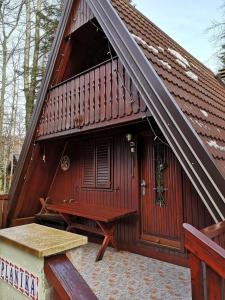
[67,243,192,300]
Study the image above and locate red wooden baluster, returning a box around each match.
[118,59,125,117]
[74,77,80,128]
[112,59,119,119]
[207,266,223,300]
[79,75,85,127]
[125,68,132,116]
[90,70,95,125]
[94,67,100,123]
[66,82,71,130]
[106,61,112,120]
[58,85,62,131]
[70,79,75,129]
[62,83,67,130]
[132,81,140,114]
[189,253,204,300]
[100,64,106,122]
[84,72,90,126]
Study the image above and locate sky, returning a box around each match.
[133,0,224,73]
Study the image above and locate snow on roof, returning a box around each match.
[195,119,210,130]
[168,48,190,67]
[195,120,203,128]
[132,34,159,55]
[147,45,158,54]
[158,59,171,71]
[157,46,164,52]
[175,59,187,69]
[208,140,225,152]
[200,110,209,118]
[185,71,198,82]
[189,117,210,131]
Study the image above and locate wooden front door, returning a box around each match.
[140,135,183,249]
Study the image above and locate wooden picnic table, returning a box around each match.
[46,202,137,261]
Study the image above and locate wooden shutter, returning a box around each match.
[83,142,95,187]
[96,140,111,188]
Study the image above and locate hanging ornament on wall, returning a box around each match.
[61,155,71,171]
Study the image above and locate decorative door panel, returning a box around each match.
[140,135,183,249]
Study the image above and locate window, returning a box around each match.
[83,139,112,189]
[154,143,168,207]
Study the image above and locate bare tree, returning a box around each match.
[0,1,24,143]
[0,0,62,192]
[209,2,225,68]
[23,0,61,129]
[0,0,25,191]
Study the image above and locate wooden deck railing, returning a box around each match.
[183,223,225,299]
[0,194,8,229]
[37,57,145,138]
[45,254,97,300]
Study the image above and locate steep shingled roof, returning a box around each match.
[112,0,225,178]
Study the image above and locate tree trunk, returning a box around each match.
[24,0,32,129]
[25,0,42,130]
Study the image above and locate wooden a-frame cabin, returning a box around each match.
[6,0,225,267]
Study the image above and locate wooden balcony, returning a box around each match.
[37,58,146,139]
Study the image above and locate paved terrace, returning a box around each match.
[67,243,191,300]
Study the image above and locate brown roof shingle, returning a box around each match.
[112,0,225,178]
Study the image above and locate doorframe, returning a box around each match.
[138,131,185,251]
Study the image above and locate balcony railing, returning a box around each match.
[37,58,145,138]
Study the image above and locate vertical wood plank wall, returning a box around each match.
[182,170,214,229]
[69,0,94,34]
[45,131,214,256]
[14,142,66,218]
[48,134,139,245]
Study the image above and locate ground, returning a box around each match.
[67,243,192,300]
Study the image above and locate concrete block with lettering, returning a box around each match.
[0,223,87,300]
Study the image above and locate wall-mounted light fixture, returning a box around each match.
[126,133,136,153]
[126,133,136,177]
[126,133,133,142]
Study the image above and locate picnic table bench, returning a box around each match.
[46,202,137,261]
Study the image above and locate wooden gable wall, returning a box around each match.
[68,0,94,34]
[33,0,148,141]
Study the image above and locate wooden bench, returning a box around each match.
[46,202,137,261]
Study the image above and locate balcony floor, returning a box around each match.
[67,243,191,300]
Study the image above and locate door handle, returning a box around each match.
[141,179,147,196]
